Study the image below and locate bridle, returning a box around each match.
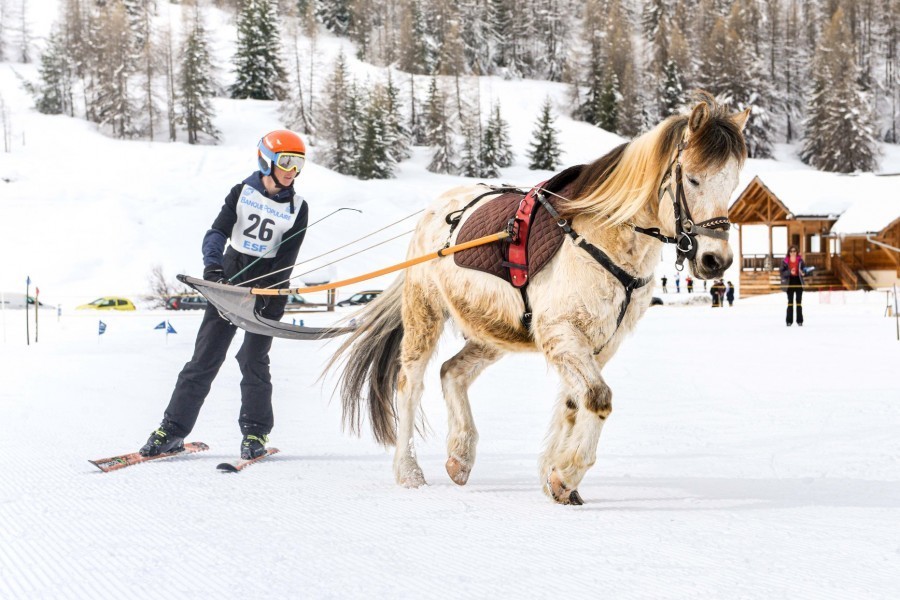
[631,141,732,271]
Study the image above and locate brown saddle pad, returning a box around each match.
[453,166,582,283]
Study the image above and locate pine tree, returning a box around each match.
[660,59,684,117]
[575,0,606,126]
[231,0,286,100]
[535,0,566,81]
[595,73,620,133]
[398,0,433,74]
[179,8,219,145]
[384,71,411,161]
[801,8,879,172]
[604,0,639,135]
[425,77,457,174]
[527,97,562,170]
[93,1,138,138]
[356,85,397,179]
[459,0,491,75]
[459,111,482,177]
[35,29,74,116]
[408,75,428,145]
[487,102,513,168]
[135,12,161,141]
[320,51,360,175]
[317,0,352,35]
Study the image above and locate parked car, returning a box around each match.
[76,297,136,311]
[336,290,382,307]
[1,293,46,309]
[283,294,309,311]
[166,294,208,311]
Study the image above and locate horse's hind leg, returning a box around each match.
[539,325,612,505]
[394,280,444,488]
[440,341,504,485]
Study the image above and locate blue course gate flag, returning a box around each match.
[154,321,166,330]
[166,321,177,334]
[98,320,107,335]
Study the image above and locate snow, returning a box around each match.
[2,293,899,598]
[2,2,900,597]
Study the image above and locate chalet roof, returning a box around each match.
[730,170,900,234]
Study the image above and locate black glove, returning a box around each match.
[203,265,226,283]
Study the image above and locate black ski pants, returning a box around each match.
[164,304,275,437]
[786,286,804,325]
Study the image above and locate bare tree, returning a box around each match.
[144,264,190,308]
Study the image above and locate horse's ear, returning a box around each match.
[688,101,710,133]
[733,107,752,131]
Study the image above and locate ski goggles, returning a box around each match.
[274,152,305,173]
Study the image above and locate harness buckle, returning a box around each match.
[505,218,521,243]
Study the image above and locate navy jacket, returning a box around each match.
[201,172,309,317]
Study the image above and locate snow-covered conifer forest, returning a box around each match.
[6,0,899,175]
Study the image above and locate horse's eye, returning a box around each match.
[687,176,700,187]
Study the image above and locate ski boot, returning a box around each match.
[240,434,269,460]
[139,423,185,457]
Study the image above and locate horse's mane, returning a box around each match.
[559,91,748,227]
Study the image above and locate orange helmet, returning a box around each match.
[257,129,306,176]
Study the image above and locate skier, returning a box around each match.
[139,130,310,460]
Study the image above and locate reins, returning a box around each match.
[248,231,510,296]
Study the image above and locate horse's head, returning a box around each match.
[657,93,749,280]
[558,92,748,280]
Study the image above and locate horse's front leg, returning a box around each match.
[440,341,504,485]
[538,323,613,505]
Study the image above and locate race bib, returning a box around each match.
[230,185,301,257]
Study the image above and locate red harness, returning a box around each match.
[506,181,547,288]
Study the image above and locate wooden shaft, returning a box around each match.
[251,231,511,296]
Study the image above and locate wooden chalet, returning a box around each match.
[729,172,900,297]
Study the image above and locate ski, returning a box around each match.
[217,448,280,473]
[89,442,210,473]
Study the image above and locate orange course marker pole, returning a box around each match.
[251,231,511,296]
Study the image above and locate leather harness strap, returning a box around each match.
[505,181,547,288]
[532,188,653,352]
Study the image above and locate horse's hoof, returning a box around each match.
[446,456,471,485]
[546,468,583,505]
[399,469,427,489]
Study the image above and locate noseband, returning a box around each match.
[634,142,731,271]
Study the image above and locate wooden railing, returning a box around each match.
[831,255,859,291]
[743,253,828,271]
[804,253,827,271]
[742,254,773,271]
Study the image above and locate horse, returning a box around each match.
[324,92,749,504]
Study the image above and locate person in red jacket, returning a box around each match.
[779,246,807,326]
[140,130,310,460]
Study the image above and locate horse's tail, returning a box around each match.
[323,274,405,447]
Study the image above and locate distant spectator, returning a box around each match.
[675,272,681,293]
[661,275,668,293]
[726,281,735,307]
[686,276,694,293]
[779,245,807,326]
[711,279,726,307]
